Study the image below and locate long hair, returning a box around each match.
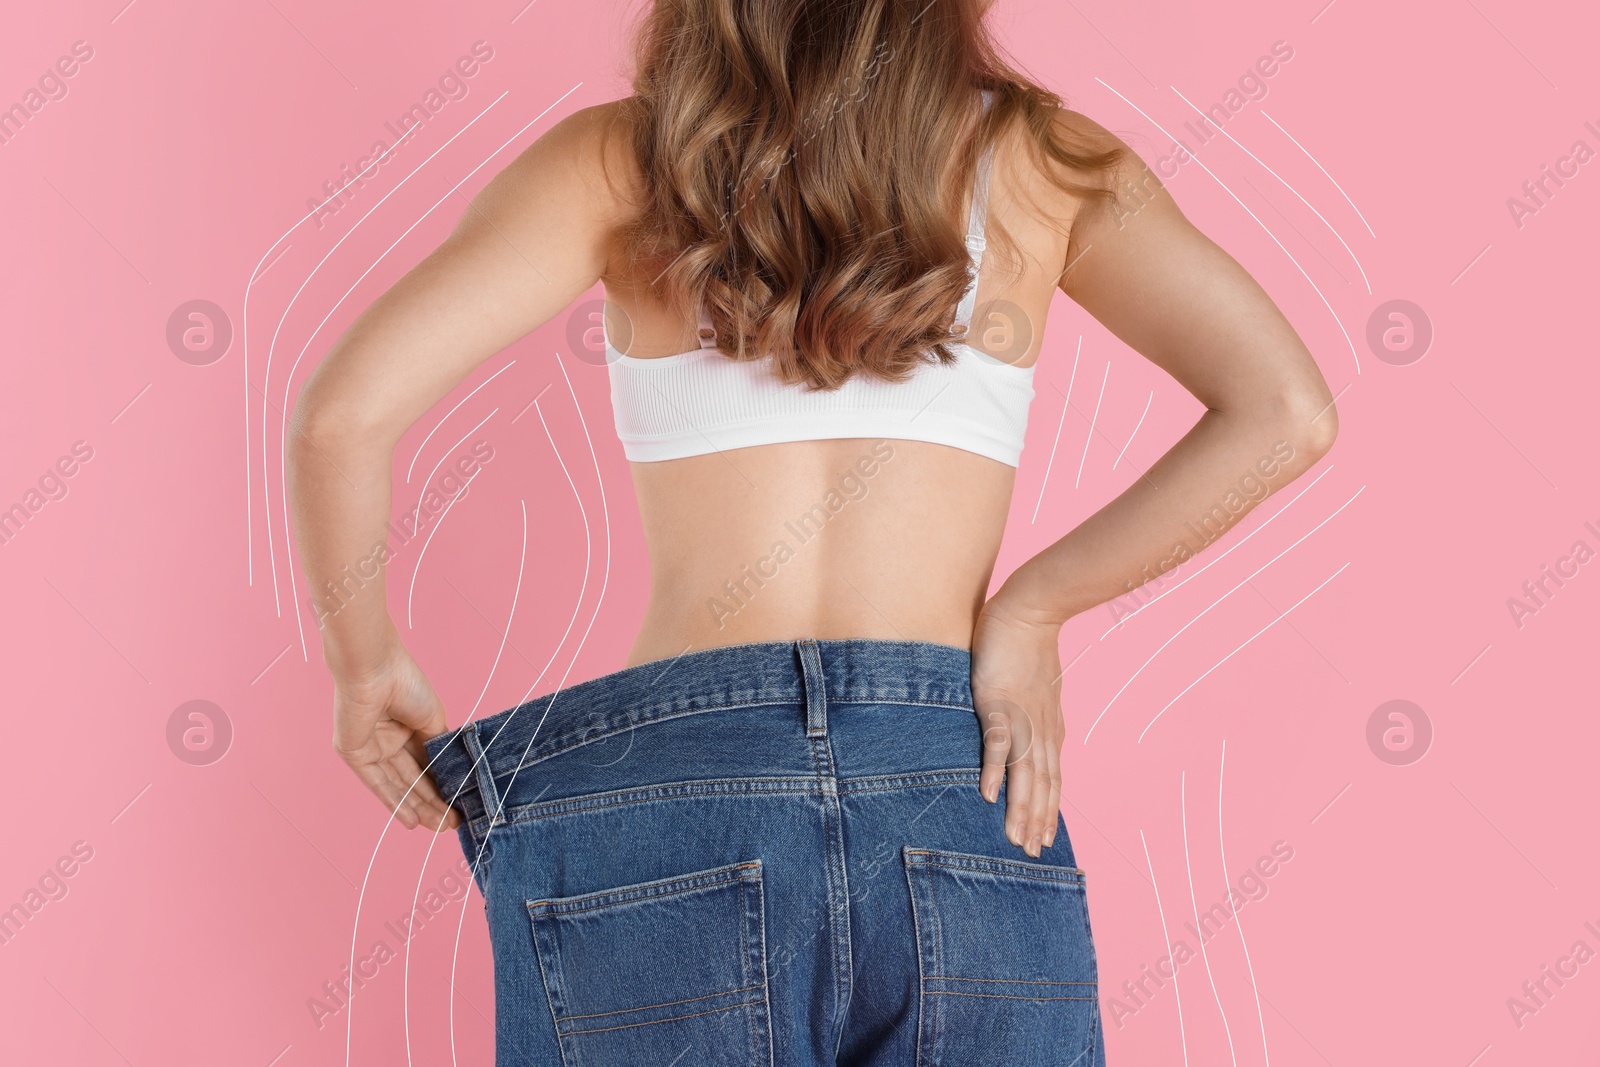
[608,0,1125,389]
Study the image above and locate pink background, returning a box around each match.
[1,0,1595,1063]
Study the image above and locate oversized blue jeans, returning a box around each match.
[423,638,1107,1065]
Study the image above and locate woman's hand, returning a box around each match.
[330,641,462,832]
[971,594,1067,858]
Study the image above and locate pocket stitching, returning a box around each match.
[903,844,1100,1063]
[905,847,1085,882]
[556,984,767,1023]
[913,863,1085,888]
[903,847,944,1065]
[931,976,1095,986]
[562,995,769,1036]
[530,907,575,1067]
[747,869,776,1067]
[527,859,772,1066]
[526,860,761,915]
[926,989,1099,1002]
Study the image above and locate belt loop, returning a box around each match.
[797,639,828,738]
[461,722,507,829]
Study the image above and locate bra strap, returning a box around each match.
[696,300,719,349]
[951,89,997,339]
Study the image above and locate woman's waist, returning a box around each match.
[633,533,994,655]
[625,595,982,670]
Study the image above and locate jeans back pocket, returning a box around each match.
[903,847,1100,1065]
[527,859,773,1067]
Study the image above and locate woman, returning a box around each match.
[288,2,1337,1063]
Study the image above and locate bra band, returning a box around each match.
[695,88,997,349]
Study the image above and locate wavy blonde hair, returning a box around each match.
[611,0,1125,389]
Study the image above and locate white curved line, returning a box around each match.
[335,86,589,1067]
[1113,391,1153,471]
[445,853,484,1067]
[406,361,516,482]
[1171,87,1371,295]
[261,93,513,636]
[401,499,528,1067]
[1096,79,1360,376]
[276,87,582,656]
[404,405,501,621]
[1032,334,1082,524]
[465,499,529,719]
[361,404,593,1067]
[408,408,499,543]
[1139,561,1350,742]
[1182,770,1238,1066]
[1259,111,1376,240]
[1083,483,1362,744]
[550,355,611,659]
[407,459,490,630]
[1219,741,1271,1066]
[494,373,611,763]
[425,367,611,1067]
[1075,361,1110,489]
[1141,828,1190,1067]
[439,371,613,1064]
[1099,463,1335,640]
[270,93,522,657]
[245,134,415,586]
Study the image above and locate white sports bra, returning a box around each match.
[605,90,1035,467]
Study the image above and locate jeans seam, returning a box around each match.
[477,700,802,779]
[465,699,980,782]
[465,826,493,899]
[838,770,981,794]
[528,910,574,1067]
[754,867,775,1067]
[559,999,766,1036]
[475,770,987,836]
[529,874,748,916]
[554,985,765,1022]
[904,848,1087,882]
[527,861,762,913]
[474,778,824,835]
[908,863,1086,887]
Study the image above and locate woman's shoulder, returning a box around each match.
[1028,103,1140,192]
[530,97,647,206]
[983,102,1133,239]
[466,98,647,258]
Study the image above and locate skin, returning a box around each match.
[288,100,1338,858]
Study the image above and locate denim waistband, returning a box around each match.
[422,638,974,808]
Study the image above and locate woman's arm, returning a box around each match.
[973,111,1339,857]
[287,105,619,830]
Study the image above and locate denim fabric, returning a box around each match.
[423,638,1106,1066]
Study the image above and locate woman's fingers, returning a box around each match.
[1023,752,1051,857]
[975,694,1063,857]
[1004,752,1034,850]
[998,701,1062,858]
[348,756,421,829]
[353,747,455,832]
[978,700,1013,803]
[1040,729,1063,849]
[1003,707,1036,851]
[390,744,460,832]
[1027,727,1061,855]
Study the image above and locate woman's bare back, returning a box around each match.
[593,100,1082,665]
